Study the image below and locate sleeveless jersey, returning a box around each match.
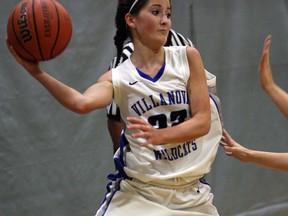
[107,29,194,120]
[112,46,222,186]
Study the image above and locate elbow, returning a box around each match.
[204,120,211,135]
[72,101,92,114]
[73,108,89,115]
[72,99,107,114]
[72,107,89,115]
[199,115,211,137]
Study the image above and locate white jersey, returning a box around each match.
[106,30,222,121]
[112,46,222,186]
[106,29,194,120]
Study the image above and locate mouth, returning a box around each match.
[159,29,168,34]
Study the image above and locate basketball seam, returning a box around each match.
[11,6,36,62]
[32,0,44,61]
[50,0,60,58]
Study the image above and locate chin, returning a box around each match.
[157,35,168,45]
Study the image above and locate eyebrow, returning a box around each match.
[151,3,171,10]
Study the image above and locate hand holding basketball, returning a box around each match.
[7,0,72,62]
[6,37,42,77]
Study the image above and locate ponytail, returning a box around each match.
[114,0,147,65]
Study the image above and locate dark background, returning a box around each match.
[1,0,287,215]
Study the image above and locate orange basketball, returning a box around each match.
[7,0,72,62]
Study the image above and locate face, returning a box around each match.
[129,0,172,48]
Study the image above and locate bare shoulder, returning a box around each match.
[185,46,203,68]
[97,70,112,83]
[186,46,201,59]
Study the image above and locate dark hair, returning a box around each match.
[114,0,148,65]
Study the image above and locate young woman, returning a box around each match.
[106,29,195,153]
[7,0,222,215]
[221,36,288,172]
[106,29,221,153]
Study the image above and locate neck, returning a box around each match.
[131,42,165,78]
[131,40,164,66]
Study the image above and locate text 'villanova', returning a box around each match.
[131,90,188,116]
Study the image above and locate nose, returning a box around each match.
[161,14,169,24]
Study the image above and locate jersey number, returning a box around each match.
[147,109,187,129]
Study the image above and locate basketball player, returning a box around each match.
[221,35,288,171]
[106,29,221,153]
[7,0,223,215]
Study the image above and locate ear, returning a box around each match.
[125,13,136,29]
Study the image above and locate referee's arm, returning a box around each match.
[106,49,131,153]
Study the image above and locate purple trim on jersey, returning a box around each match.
[98,134,131,215]
[136,62,166,82]
[209,95,219,114]
[209,94,223,126]
[108,134,130,180]
[115,134,129,179]
[97,179,122,216]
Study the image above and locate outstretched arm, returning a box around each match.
[221,129,288,171]
[7,39,113,114]
[259,35,288,118]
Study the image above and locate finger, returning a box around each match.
[264,35,272,52]
[127,124,150,131]
[223,146,233,155]
[220,139,227,146]
[220,134,227,143]
[260,35,271,68]
[222,129,233,142]
[6,39,24,63]
[131,131,147,139]
[6,39,16,55]
[225,151,232,156]
[139,138,159,147]
[222,128,228,136]
[127,117,146,124]
[140,142,149,147]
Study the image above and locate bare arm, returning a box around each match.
[127,47,211,146]
[99,72,123,153]
[259,35,288,118]
[221,129,288,171]
[107,119,122,153]
[7,40,113,114]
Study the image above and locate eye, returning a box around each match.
[152,10,160,15]
[166,12,171,19]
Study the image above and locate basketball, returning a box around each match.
[7,0,72,62]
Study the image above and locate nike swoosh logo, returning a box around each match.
[129,81,138,85]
